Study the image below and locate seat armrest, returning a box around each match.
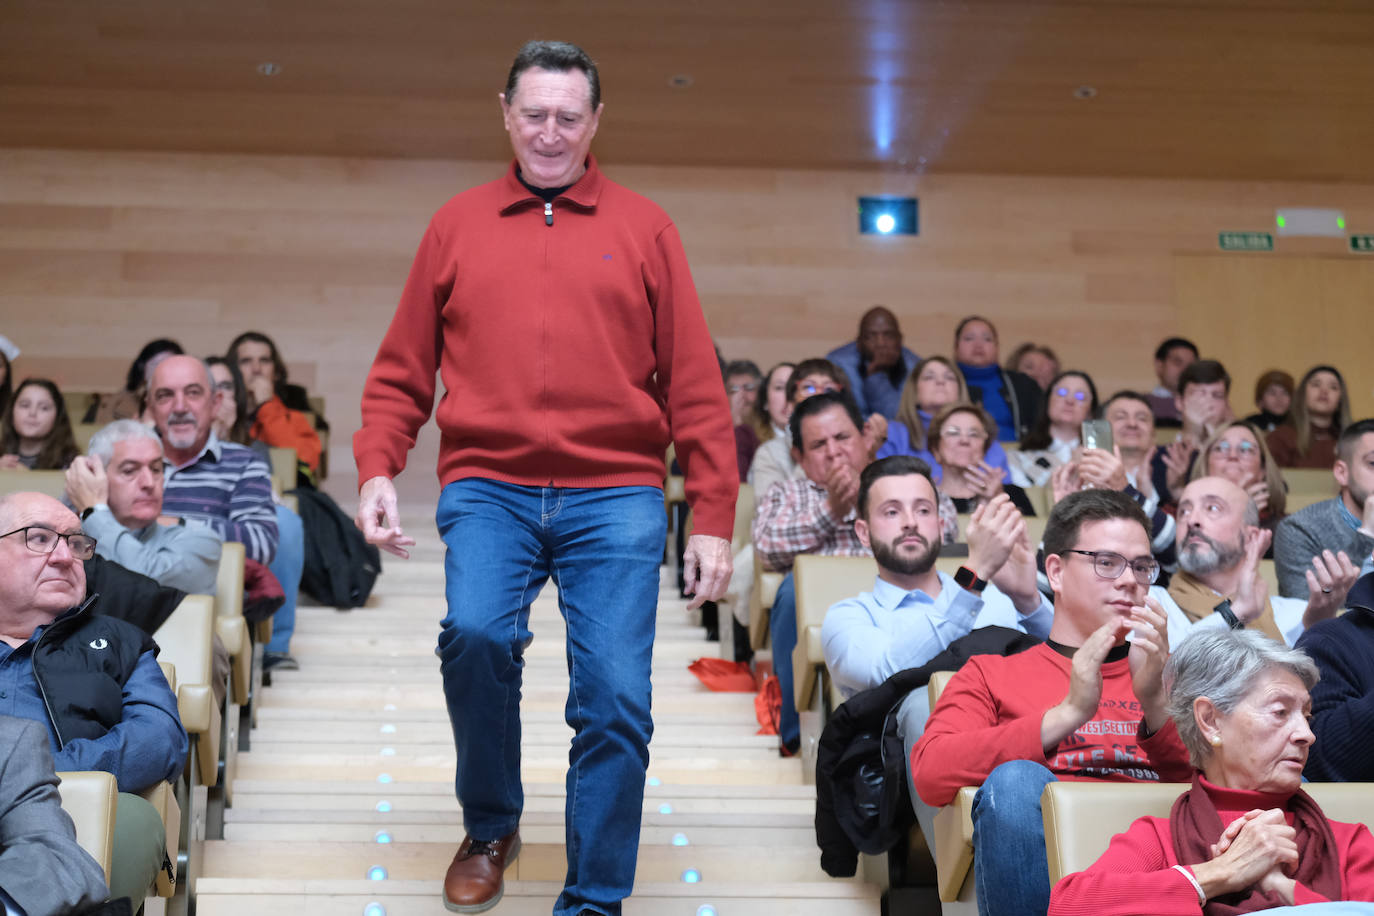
[55,770,118,882]
[934,786,978,902]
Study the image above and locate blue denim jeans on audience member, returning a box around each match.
[266,503,304,655]
[435,478,666,916]
[768,573,800,750]
[971,759,1059,916]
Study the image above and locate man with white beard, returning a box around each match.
[1149,475,1358,647]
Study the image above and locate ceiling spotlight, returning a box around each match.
[668,74,694,89]
[1073,85,1097,100]
[257,62,282,77]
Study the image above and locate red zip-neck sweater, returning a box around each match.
[354,157,737,537]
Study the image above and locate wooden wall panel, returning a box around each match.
[3,147,1374,506]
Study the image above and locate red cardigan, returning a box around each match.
[353,157,737,537]
[911,643,1194,807]
[1049,779,1374,914]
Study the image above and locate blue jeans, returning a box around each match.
[971,760,1058,916]
[435,478,666,916]
[266,503,304,655]
[768,573,800,750]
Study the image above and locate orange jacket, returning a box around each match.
[251,397,322,473]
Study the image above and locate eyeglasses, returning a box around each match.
[1064,549,1159,585]
[941,426,988,441]
[1055,387,1089,402]
[727,382,759,395]
[0,526,97,561]
[1210,440,1257,457]
[798,383,837,396]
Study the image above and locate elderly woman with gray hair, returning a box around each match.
[1050,628,1374,914]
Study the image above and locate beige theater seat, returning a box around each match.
[215,542,251,708]
[748,548,783,650]
[926,668,984,910]
[790,555,875,713]
[1042,781,1374,884]
[153,595,222,789]
[268,446,297,497]
[0,469,67,499]
[138,780,182,899]
[55,770,118,882]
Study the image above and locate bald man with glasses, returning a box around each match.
[0,491,187,910]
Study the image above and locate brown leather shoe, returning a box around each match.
[443,831,520,913]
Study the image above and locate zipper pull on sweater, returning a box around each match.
[544,201,553,226]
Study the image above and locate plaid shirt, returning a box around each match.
[753,477,958,573]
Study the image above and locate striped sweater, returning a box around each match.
[162,434,279,564]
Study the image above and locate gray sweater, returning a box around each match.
[1273,496,1374,599]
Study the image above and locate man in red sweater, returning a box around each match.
[911,488,1192,916]
[352,41,736,916]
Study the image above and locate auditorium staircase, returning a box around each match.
[194,504,882,915]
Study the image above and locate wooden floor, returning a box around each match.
[194,506,882,915]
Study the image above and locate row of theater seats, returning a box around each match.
[0,451,295,910]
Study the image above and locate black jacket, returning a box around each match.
[83,555,186,636]
[32,596,159,747]
[814,626,1043,877]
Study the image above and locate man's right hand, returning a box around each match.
[64,456,109,514]
[825,462,859,519]
[356,476,415,559]
[1041,618,1121,752]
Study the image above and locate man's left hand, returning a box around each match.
[1303,549,1359,627]
[683,534,732,611]
[1127,596,1171,732]
[64,456,109,513]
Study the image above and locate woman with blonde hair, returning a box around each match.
[1192,421,1287,537]
[878,355,1011,481]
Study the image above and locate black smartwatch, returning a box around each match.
[954,565,988,594]
[1214,598,1244,630]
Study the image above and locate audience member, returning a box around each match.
[227,331,323,476]
[1244,368,1294,433]
[82,338,184,426]
[754,362,795,447]
[1298,571,1374,782]
[1010,370,1099,488]
[1100,391,1168,509]
[753,392,954,753]
[911,488,1189,916]
[1190,421,1287,538]
[0,378,79,470]
[1146,337,1198,428]
[1267,364,1350,469]
[148,356,304,670]
[0,336,14,417]
[826,306,919,419]
[1158,359,1234,503]
[1274,419,1374,598]
[206,356,257,452]
[877,355,1012,480]
[1154,476,1354,648]
[724,359,763,481]
[1049,628,1374,912]
[1005,342,1060,392]
[747,358,845,498]
[64,420,223,594]
[0,492,187,910]
[953,316,1041,442]
[929,403,1036,516]
[0,714,112,915]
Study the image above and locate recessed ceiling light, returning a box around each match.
[257,62,282,77]
[1073,85,1097,100]
[668,74,693,89]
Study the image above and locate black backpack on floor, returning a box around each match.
[293,487,381,609]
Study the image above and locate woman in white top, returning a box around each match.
[1008,370,1099,487]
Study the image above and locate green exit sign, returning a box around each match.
[1219,232,1274,252]
[1352,235,1374,253]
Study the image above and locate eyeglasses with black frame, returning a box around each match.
[1063,549,1159,585]
[0,527,97,561]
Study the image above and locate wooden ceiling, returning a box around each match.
[2,0,1373,181]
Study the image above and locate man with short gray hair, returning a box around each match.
[64,419,222,595]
